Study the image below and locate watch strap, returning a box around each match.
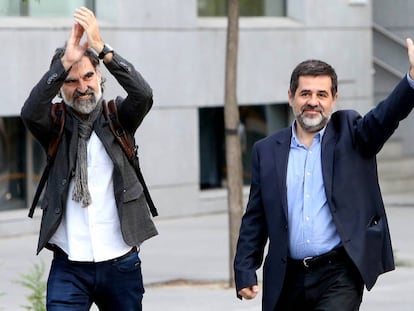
[98,44,114,59]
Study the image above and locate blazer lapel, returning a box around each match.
[272,128,291,219]
[321,121,337,211]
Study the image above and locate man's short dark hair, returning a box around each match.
[289,59,338,97]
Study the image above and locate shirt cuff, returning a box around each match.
[406,72,414,89]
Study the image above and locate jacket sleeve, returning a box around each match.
[104,53,153,134]
[233,143,268,297]
[355,76,414,157]
[21,59,68,149]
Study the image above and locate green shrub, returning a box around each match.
[17,262,47,311]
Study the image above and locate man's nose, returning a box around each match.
[77,80,88,93]
[307,94,319,105]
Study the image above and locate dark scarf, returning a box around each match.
[68,101,102,207]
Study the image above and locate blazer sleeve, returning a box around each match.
[234,143,268,296]
[21,59,68,149]
[104,53,153,135]
[355,76,414,157]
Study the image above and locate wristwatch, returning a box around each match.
[98,43,114,59]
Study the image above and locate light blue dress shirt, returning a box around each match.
[286,74,414,260]
[407,72,414,88]
[287,123,341,259]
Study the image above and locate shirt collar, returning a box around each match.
[291,120,326,147]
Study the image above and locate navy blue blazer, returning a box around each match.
[234,77,414,311]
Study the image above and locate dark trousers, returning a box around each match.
[46,248,144,311]
[275,249,364,311]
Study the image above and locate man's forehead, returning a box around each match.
[67,58,97,78]
[297,75,332,89]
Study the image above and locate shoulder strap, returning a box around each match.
[103,100,158,217]
[28,102,66,218]
[103,100,136,160]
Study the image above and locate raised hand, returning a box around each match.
[74,6,104,55]
[406,38,414,79]
[61,23,88,70]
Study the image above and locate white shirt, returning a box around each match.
[49,132,131,262]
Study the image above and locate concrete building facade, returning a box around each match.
[0,0,412,233]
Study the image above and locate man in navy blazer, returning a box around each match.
[234,39,414,311]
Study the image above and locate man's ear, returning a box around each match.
[96,69,103,91]
[288,89,294,107]
[332,92,339,110]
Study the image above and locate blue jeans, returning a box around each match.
[46,248,144,311]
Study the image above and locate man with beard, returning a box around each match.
[21,7,157,311]
[234,44,414,310]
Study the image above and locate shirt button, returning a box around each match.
[61,179,67,186]
[54,207,61,214]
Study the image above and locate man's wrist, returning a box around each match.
[407,71,414,89]
[60,57,73,72]
[98,43,114,60]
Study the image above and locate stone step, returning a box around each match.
[379,176,414,194]
[377,157,414,179]
[377,139,414,194]
[378,139,403,160]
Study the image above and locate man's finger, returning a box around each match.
[238,285,259,300]
[406,38,414,51]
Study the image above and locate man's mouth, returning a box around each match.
[76,94,92,100]
[302,109,322,117]
[304,109,320,114]
[74,89,95,100]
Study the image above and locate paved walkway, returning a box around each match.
[1,196,413,310]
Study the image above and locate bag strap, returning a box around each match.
[103,100,158,217]
[28,102,65,218]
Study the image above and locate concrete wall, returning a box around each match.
[0,0,374,218]
[373,0,414,155]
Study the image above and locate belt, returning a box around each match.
[288,247,347,269]
[110,246,138,263]
[49,244,137,263]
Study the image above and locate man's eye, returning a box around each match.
[64,80,76,84]
[84,73,94,80]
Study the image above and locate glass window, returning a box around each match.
[0,117,45,211]
[0,0,94,17]
[198,0,286,17]
[199,103,289,189]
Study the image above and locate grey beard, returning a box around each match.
[294,109,331,133]
[62,89,102,115]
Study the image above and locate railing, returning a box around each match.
[372,23,408,79]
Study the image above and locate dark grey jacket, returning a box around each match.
[21,52,158,254]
